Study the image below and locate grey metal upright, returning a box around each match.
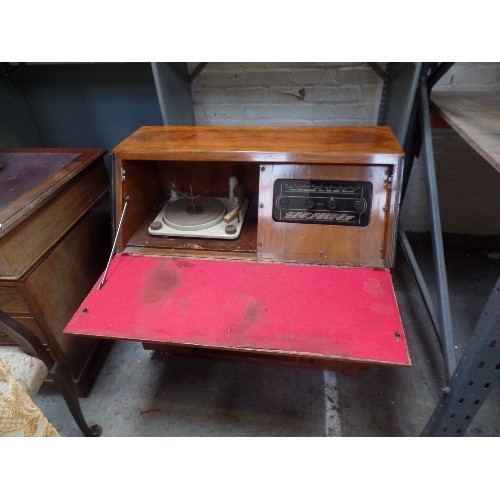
[422,275,500,435]
[417,77,456,381]
[151,62,197,125]
[378,62,500,435]
[378,62,456,383]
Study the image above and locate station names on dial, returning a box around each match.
[273,179,373,227]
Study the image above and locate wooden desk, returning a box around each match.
[0,149,112,396]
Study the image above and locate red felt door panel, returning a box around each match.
[64,254,410,366]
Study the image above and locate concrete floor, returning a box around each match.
[34,234,500,437]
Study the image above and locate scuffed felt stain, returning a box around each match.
[371,302,393,315]
[244,303,262,323]
[363,277,384,297]
[225,301,264,340]
[175,259,196,268]
[141,261,182,304]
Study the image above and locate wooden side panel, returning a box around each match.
[116,159,164,252]
[0,160,109,279]
[23,201,111,378]
[0,284,30,314]
[257,164,397,267]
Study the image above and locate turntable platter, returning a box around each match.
[162,196,226,231]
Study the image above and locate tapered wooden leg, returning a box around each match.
[50,363,102,437]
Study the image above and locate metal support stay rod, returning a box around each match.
[98,196,129,289]
[419,79,456,380]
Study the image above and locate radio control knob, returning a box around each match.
[327,198,337,210]
[353,199,364,211]
[305,198,315,209]
[277,197,289,209]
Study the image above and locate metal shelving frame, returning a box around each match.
[378,62,500,436]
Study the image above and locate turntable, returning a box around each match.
[148,176,248,239]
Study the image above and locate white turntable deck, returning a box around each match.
[148,176,248,240]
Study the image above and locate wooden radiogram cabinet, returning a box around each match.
[114,126,403,267]
[65,127,411,370]
[0,149,112,396]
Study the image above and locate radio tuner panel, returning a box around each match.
[273,179,373,227]
[257,163,401,268]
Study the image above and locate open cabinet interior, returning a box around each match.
[118,160,260,258]
[115,140,402,268]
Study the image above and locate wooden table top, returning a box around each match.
[0,148,103,234]
[431,91,500,175]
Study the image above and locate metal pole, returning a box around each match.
[151,63,196,126]
[398,226,441,347]
[419,79,456,381]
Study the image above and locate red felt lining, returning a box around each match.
[64,254,410,366]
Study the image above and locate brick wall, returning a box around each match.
[189,62,500,235]
[434,63,500,92]
[190,62,383,126]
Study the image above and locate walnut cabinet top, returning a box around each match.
[114,126,403,164]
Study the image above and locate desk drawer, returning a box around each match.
[0,285,30,314]
[0,315,47,347]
